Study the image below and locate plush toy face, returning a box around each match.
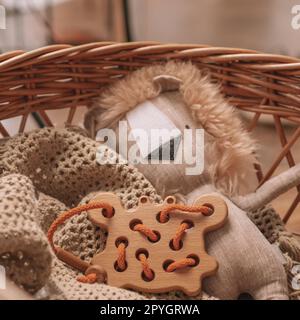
[110,86,214,197]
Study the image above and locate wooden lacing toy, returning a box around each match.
[48,193,228,296]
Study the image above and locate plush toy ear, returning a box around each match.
[153,75,182,92]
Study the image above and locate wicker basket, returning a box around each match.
[0,42,299,226]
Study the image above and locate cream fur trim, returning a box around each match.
[84,61,258,196]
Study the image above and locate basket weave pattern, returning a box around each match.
[0,42,299,223]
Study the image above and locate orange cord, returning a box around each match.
[138,253,154,280]
[77,273,98,284]
[166,258,196,272]
[116,242,127,271]
[78,242,126,284]
[47,202,114,253]
[48,201,114,285]
[133,224,158,242]
[159,204,212,223]
[172,222,190,250]
[132,204,211,245]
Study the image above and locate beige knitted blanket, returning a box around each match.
[0,127,299,299]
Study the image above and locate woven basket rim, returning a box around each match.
[1,42,300,70]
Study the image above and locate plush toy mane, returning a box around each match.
[85,61,258,196]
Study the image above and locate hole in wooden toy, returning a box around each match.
[115,236,129,248]
[182,219,194,229]
[156,212,169,223]
[169,239,183,251]
[129,219,143,230]
[187,254,200,267]
[163,259,175,271]
[203,203,214,216]
[102,207,115,218]
[148,230,161,243]
[114,260,128,272]
[135,248,149,260]
[166,197,175,204]
[141,270,155,282]
[169,220,193,251]
[140,196,148,204]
